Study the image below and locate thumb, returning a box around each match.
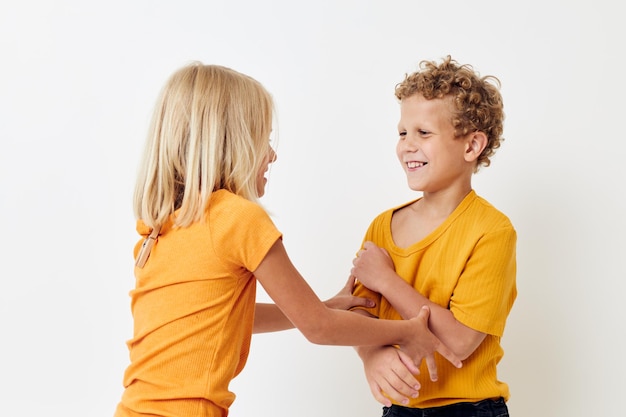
[352,295,376,308]
[417,305,431,322]
[344,275,357,291]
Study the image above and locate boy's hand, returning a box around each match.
[351,241,395,294]
[359,345,421,407]
[323,275,375,310]
[399,306,462,381]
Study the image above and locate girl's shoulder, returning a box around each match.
[207,190,276,235]
[210,190,267,216]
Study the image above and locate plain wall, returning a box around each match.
[1,1,624,416]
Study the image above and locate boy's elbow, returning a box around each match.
[450,333,486,360]
[455,347,474,361]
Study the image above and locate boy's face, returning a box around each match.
[396,94,474,194]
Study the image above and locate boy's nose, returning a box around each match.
[401,137,419,152]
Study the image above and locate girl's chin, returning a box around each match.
[257,180,267,197]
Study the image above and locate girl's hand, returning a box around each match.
[323,275,375,310]
[399,306,462,381]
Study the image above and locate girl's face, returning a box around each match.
[256,144,277,197]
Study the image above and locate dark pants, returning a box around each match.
[382,398,509,417]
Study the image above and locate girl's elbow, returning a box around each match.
[299,323,328,345]
[294,313,335,345]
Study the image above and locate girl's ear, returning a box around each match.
[464,131,488,163]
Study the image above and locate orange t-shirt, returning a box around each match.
[115,190,282,417]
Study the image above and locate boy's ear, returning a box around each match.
[464,131,488,163]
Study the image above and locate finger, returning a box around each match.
[369,382,392,407]
[436,343,463,369]
[416,305,462,369]
[363,241,375,250]
[396,348,421,375]
[351,295,375,308]
[343,275,356,291]
[416,304,431,322]
[424,353,439,382]
[363,241,385,257]
[379,352,421,401]
[375,378,414,406]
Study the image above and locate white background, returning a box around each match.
[1,1,624,416]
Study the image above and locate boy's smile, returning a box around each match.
[396,94,475,196]
[407,161,427,169]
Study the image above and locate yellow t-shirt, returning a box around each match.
[115,190,282,417]
[352,190,517,408]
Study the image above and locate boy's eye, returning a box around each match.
[398,131,407,138]
[418,129,430,136]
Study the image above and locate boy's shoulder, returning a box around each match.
[367,191,514,232]
[469,192,514,230]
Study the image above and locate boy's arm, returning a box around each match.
[351,239,486,405]
[352,307,422,407]
[352,242,485,360]
[352,225,516,406]
[253,303,294,333]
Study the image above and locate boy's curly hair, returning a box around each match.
[395,55,504,170]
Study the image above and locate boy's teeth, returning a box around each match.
[408,161,426,168]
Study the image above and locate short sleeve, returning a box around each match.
[209,194,283,273]
[450,226,517,336]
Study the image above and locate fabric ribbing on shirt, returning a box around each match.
[352,190,517,408]
[115,190,282,417]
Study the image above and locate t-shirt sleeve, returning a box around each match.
[450,225,517,336]
[210,196,283,273]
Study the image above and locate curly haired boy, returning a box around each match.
[350,56,516,417]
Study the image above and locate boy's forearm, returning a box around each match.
[253,303,295,333]
[378,271,430,319]
[378,272,483,360]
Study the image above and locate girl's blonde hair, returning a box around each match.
[133,63,274,230]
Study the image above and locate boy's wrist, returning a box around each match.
[378,270,400,297]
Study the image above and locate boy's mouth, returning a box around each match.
[407,161,427,168]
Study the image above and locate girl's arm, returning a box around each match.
[253,276,375,334]
[253,239,462,369]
